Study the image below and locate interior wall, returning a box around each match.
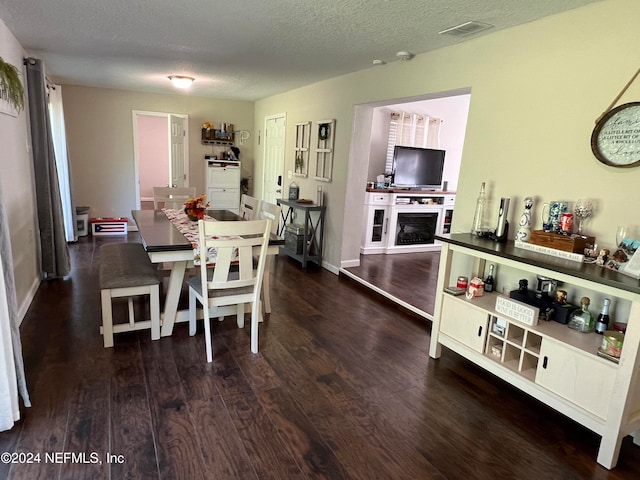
[137,114,169,200]
[255,0,640,271]
[62,86,254,219]
[0,18,40,319]
[366,94,471,191]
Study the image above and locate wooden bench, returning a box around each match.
[99,243,161,348]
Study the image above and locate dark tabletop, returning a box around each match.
[132,210,193,253]
[132,210,283,253]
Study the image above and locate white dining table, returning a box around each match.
[132,209,283,337]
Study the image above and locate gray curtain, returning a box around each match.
[25,57,70,278]
[0,180,31,413]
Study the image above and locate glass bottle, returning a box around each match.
[568,297,595,333]
[595,298,611,334]
[471,182,487,235]
[484,264,495,293]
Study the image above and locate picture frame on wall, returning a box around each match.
[0,90,18,117]
[314,119,335,182]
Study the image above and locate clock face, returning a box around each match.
[591,102,640,168]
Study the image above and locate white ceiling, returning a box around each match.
[0,0,602,101]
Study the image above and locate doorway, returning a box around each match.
[339,88,471,317]
[132,111,189,209]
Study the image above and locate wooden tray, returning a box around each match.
[529,230,595,254]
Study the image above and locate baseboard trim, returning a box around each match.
[17,275,41,326]
[322,261,339,275]
[338,267,432,321]
[340,259,360,268]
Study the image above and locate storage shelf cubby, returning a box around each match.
[524,331,542,354]
[507,323,525,346]
[485,314,543,379]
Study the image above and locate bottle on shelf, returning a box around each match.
[568,296,595,333]
[484,264,495,293]
[471,182,487,236]
[595,298,611,334]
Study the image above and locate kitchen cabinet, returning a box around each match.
[440,296,488,353]
[205,159,240,214]
[535,337,616,419]
[430,233,640,469]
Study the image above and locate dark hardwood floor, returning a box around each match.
[343,252,440,317]
[1,234,639,479]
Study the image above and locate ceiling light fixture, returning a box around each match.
[168,75,195,89]
[395,51,414,61]
[372,59,386,66]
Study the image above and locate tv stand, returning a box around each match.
[361,189,455,255]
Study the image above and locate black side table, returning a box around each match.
[276,199,326,268]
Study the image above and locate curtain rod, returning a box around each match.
[23,57,56,89]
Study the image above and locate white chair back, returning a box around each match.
[240,194,261,220]
[153,186,196,209]
[188,219,271,362]
[258,200,281,235]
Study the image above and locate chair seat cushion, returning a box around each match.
[99,243,160,289]
[186,275,253,298]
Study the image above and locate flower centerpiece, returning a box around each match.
[184,194,210,221]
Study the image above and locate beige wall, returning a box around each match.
[255,0,640,270]
[0,18,40,319]
[62,86,254,219]
[3,0,640,318]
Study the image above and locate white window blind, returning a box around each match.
[385,112,442,174]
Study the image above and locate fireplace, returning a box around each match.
[395,212,439,245]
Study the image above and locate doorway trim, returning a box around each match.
[339,87,472,269]
[132,110,189,209]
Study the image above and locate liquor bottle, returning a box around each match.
[595,298,611,334]
[568,296,595,333]
[484,264,495,293]
[471,182,487,236]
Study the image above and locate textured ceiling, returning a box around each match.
[0,0,602,101]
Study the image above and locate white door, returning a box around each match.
[263,114,286,204]
[169,114,187,188]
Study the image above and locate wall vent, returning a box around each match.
[439,21,493,37]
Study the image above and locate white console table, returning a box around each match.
[430,233,640,469]
[360,190,455,255]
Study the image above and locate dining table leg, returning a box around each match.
[160,260,188,336]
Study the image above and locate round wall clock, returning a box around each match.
[591,102,640,168]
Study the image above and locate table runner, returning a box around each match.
[163,208,240,266]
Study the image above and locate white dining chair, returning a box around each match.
[258,200,281,314]
[259,200,281,231]
[240,194,261,220]
[153,186,196,209]
[187,218,271,362]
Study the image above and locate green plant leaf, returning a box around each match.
[0,57,25,113]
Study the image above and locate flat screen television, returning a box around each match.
[391,146,445,190]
